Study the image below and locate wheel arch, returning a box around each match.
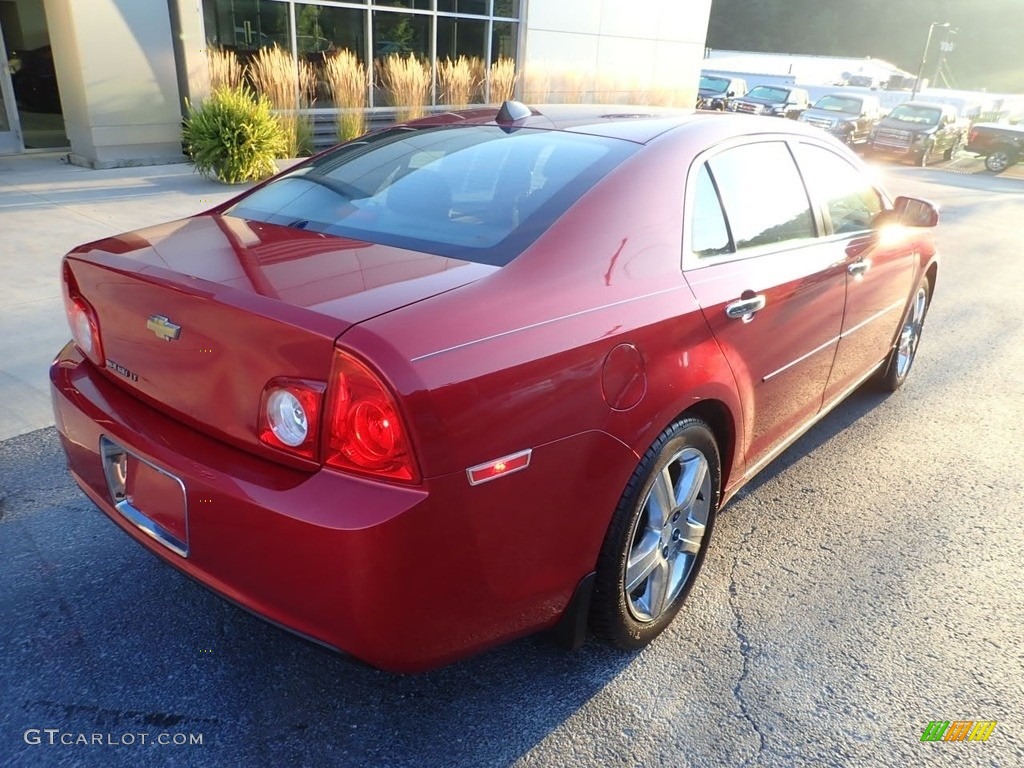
[622,392,742,503]
[925,261,938,298]
[681,398,738,495]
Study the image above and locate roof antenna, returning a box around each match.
[496,100,532,124]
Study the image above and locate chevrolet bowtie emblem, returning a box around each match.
[146,315,181,342]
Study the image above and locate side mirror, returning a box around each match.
[893,196,939,227]
[727,90,735,97]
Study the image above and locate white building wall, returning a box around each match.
[523,0,713,105]
[20,0,713,164]
[44,0,185,167]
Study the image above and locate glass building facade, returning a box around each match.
[201,0,522,108]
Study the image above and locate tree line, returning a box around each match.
[706,0,1023,93]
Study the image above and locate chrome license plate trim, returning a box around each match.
[99,437,189,558]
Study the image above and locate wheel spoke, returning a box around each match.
[645,558,671,618]
[626,533,661,593]
[913,290,926,325]
[677,453,708,514]
[649,466,675,529]
[678,518,706,555]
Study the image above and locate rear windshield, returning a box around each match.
[227,124,636,266]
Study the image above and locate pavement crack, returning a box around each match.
[728,522,766,768]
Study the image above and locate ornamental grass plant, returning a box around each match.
[207,47,243,91]
[323,50,368,142]
[378,54,431,122]
[523,65,551,103]
[489,57,517,103]
[248,45,316,157]
[437,56,481,110]
[182,85,286,184]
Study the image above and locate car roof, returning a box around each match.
[407,103,829,145]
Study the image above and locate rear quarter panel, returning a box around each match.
[346,124,745,492]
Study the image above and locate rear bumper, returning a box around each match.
[50,343,626,671]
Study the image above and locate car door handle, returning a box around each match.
[848,259,871,277]
[725,294,766,321]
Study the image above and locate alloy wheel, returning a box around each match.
[624,447,711,622]
[986,151,1011,173]
[896,286,928,379]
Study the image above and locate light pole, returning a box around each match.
[911,22,950,99]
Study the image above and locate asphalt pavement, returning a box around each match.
[1,153,1023,767]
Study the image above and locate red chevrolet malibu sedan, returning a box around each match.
[51,103,938,672]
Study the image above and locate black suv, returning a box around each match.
[697,74,747,111]
[728,85,809,119]
[867,102,964,167]
[798,93,882,146]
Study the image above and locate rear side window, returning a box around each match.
[704,142,816,251]
[227,125,636,266]
[690,165,732,257]
[793,144,883,234]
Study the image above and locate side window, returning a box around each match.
[690,164,732,258]
[706,142,816,250]
[793,144,884,235]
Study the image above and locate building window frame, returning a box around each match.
[199,0,525,112]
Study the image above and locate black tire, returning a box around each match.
[591,418,721,650]
[985,149,1016,173]
[877,278,931,392]
[916,145,932,167]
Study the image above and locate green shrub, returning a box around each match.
[182,86,286,184]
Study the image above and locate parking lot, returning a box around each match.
[1,158,1023,768]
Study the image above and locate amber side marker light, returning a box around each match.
[467,449,532,486]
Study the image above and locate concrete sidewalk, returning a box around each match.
[0,152,249,442]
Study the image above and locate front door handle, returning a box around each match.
[725,294,766,322]
[848,259,871,277]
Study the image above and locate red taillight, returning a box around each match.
[62,261,104,366]
[324,349,419,483]
[258,379,323,460]
[969,129,978,143]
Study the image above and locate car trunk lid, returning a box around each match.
[65,214,495,464]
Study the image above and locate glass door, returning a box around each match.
[0,21,25,153]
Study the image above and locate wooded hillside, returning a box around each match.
[706,0,1023,93]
